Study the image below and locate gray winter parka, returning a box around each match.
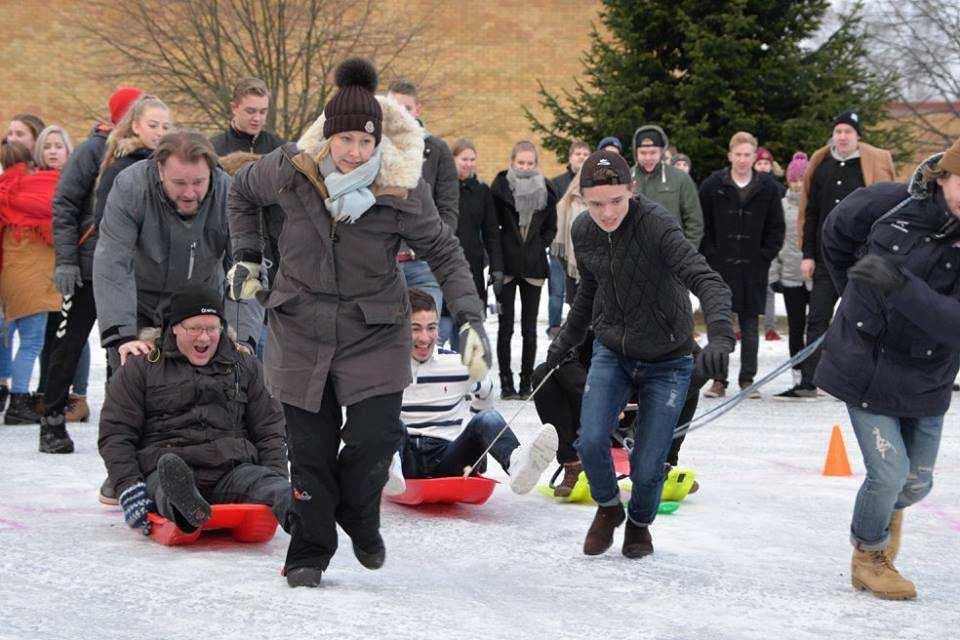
[93,159,260,348]
[227,95,483,411]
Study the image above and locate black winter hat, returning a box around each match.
[323,58,383,145]
[580,150,632,189]
[833,110,862,137]
[167,286,225,328]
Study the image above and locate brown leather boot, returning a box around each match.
[851,548,916,600]
[583,503,625,556]
[885,509,903,563]
[65,394,90,423]
[622,520,653,558]
[553,461,582,498]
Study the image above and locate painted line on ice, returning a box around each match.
[0,517,26,530]
[917,502,960,534]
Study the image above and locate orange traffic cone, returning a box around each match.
[823,424,853,477]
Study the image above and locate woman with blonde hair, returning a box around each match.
[491,140,557,399]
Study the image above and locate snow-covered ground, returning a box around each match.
[1,308,958,640]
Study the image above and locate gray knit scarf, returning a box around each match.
[506,166,548,228]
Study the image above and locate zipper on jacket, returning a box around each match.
[330,219,339,243]
[188,241,197,280]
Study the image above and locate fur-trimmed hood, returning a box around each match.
[908,152,943,200]
[220,151,261,176]
[115,136,152,159]
[296,94,424,190]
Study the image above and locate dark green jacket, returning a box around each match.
[632,162,703,247]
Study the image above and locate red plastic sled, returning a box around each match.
[147,504,278,546]
[385,476,498,506]
[612,447,630,475]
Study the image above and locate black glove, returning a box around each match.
[694,344,729,381]
[489,271,504,298]
[847,254,907,295]
[118,481,154,535]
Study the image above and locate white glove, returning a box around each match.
[458,321,492,381]
[226,261,263,301]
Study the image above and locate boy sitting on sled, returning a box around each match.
[384,288,557,496]
[98,287,292,535]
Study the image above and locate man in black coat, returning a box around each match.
[546,150,734,559]
[100,287,291,537]
[699,132,785,398]
[387,80,459,314]
[210,77,286,358]
[814,145,960,600]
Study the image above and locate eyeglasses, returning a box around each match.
[180,324,222,337]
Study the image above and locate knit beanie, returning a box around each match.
[109,87,144,125]
[755,147,774,163]
[167,287,225,328]
[786,151,809,183]
[938,138,960,176]
[323,58,382,145]
[596,136,623,152]
[833,110,862,137]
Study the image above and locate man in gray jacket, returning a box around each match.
[93,130,260,374]
[631,125,703,247]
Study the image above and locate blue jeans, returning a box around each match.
[576,340,693,525]
[3,313,48,393]
[402,260,442,315]
[401,409,518,478]
[256,323,268,361]
[847,406,943,550]
[438,314,459,352]
[72,341,90,396]
[547,255,566,328]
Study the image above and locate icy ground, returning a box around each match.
[1,311,958,640]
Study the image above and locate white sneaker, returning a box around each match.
[383,452,406,496]
[508,424,559,495]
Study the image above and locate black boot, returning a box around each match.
[285,566,323,588]
[5,393,41,425]
[500,374,519,400]
[622,520,654,558]
[0,384,9,413]
[352,532,386,570]
[157,453,211,529]
[39,414,74,454]
[518,373,533,399]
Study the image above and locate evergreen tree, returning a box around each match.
[527,0,912,180]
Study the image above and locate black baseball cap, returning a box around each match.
[579,150,632,189]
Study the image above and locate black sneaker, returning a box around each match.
[285,566,323,588]
[4,393,41,425]
[157,453,211,529]
[38,414,74,454]
[773,384,818,401]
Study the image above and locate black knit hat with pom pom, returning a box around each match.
[323,58,383,144]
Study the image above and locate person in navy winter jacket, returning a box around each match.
[815,138,960,601]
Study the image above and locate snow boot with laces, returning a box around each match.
[851,548,916,600]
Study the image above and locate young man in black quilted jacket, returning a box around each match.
[546,150,735,559]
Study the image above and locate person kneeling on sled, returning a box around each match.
[545,150,734,559]
[384,288,557,496]
[98,287,292,537]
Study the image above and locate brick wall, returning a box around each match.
[0,0,600,181]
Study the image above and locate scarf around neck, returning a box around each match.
[320,145,383,224]
[506,166,548,228]
[830,145,861,162]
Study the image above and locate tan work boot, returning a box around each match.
[703,380,726,398]
[885,509,903,563]
[851,548,916,600]
[65,394,90,423]
[554,461,583,498]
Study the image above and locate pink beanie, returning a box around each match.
[786,151,808,183]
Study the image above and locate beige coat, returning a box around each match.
[0,232,59,321]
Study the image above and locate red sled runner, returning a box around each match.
[147,504,278,546]
[385,476,498,506]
